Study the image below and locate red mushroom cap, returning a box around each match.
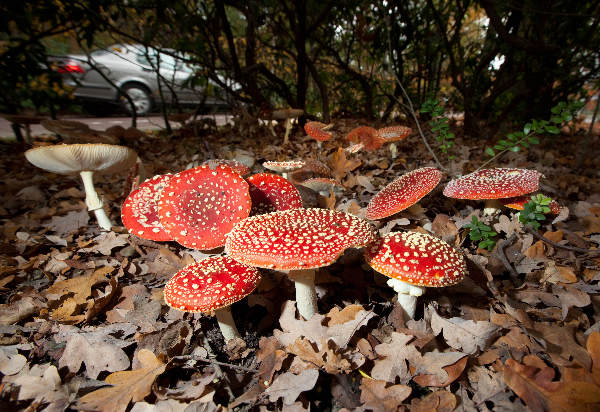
[500,195,560,214]
[345,143,364,154]
[376,125,412,142]
[247,173,303,215]
[365,231,467,287]
[121,173,174,241]
[443,168,543,200]
[225,208,377,270]
[345,126,382,151]
[304,121,333,142]
[158,165,251,250]
[203,159,250,176]
[366,167,442,220]
[163,256,261,313]
[263,160,305,174]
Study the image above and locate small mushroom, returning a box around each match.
[247,173,303,215]
[304,121,333,148]
[225,208,376,320]
[499,195,561,215]
[25,143,137,230]
[121,173,173,241]
[164,256,261,342]
[365,231,467,319]
[376,125,412,159]
[158,164,251,250]
[270,108,304,145]
[262,160,305,180]
[366,167,442,220]
[443,168,543,216]
[202,159,250,176]
[345,126,382,151]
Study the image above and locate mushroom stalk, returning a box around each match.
[215,306,241,342]
[290,269,318,320]
[283,119,292,145]
[387,278,424,319]
[483,199,503,217]
[80,170,112,231]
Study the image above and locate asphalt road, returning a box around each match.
[0,114,234,139]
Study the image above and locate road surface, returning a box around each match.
[0,114,234,140]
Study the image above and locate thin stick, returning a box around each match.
[178,355,258,373]
[495,234,519,281]
[524,226,600,255]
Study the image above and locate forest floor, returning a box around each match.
[0,117,599,411]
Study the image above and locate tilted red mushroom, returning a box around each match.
[247,173,303,215]
[225,208,376,319]
[304,121,333,148]
[500,195,561,215]
[158,164,251,250]
[121,173,173,241]
[164,256,261,342]
[365,231,467,319]
[443,168,543,215]
[366,167,442,220]
[345,126,382,151]
[202,159,250,176]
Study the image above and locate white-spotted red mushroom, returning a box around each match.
[304,121,333,148]
[25,143,137,230]
[499,195,561,215]
[225,208,376,320]
[247,173,303,215]
[345,143,365,154]
[365,231,467,319]
[376,126,412,159]
[299,178,343,197]
[346,126,382,151]
[443,168,543,216]
[164,256,261,342]
[263,160,305,180]
[202,159,250,176]
[366,167,442,220]
[158,164,251,250]
[121,173,173,241]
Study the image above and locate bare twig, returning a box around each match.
[524,226,600,255]
[495,234,519,281]
[177,355,258,373]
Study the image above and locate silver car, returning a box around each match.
[53,44,230,115]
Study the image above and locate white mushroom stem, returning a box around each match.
[283,118,292,145]
[215,306,241,342]
[483,199,503,217]
[387,278,425,319]
[80,170,113,231]
[389,143,398,159]
[289,269,318,320]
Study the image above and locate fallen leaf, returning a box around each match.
[371,332,421,383]
[78,349,166,412]
[287,337,362,374]
[0,295,46,325]
[264,369,319,405]
[44,209,89,236]
[412,352,468,387]
[359,378,411,412]
[0,347,27,375]
[329,148,361,181]
[79,232,129,255]
[409,390,456,412]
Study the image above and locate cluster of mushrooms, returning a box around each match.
[24,142,550,345]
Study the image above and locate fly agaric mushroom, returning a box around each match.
[247,173,303,215]
[263,160,305,180]
[121,173,173,241]
[365,231,467,319]
[345,143,365,154]
[376,126,412,159]
[500,195,561,215]
[164,256,261,342]
[25,143,137,230]
[304,121,333,148]
[345,126,382,151]
[366,167,442,220]
[225,208,376,320]
[202,159,250,176]
[288,159,332,183]
[270,108,304,145]
[158,164,251,250]
[443,168,543,216]
[298,178,344,197]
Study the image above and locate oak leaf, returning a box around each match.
[359,378,411,412]
[264,369,319,405]
[371,332,421,383]
[329,148,361,181]
[78,349,166,412]
[410,390,456,412]
[412,352,468,387]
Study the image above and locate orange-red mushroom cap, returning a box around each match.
[163,256,260,313]
[365,231,467,287]
[225,208,376,270]
[345,126,382,151]
[158,165,251,250]
[304,121,333,142]
[247,173,303,215]
[121,173,173,241]
[366,167,442,220]
[443,168,542,200]
[376,125,412,142]
[500,195,560,214]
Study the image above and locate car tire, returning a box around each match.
[120,84,153,116]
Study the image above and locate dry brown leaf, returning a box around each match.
[431,214,459,244]
[329,147,361,181]
[371,332,421,383]
[287,337,362,374]
[264,369,319,406]
[588,332,600,386]
[504,356,600,412]
[359,378,411,412]
[541,261,577,284]
[0,295,46,325]
[409,390,456,412]
[78,349,166,412]
[79,232,129,255]
[412,353,468,387]
[44,209,90,236]
[257,336,287,388]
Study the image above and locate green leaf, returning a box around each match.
[523,123,531,134]
[485,147,495,156]
[546,126,560,134]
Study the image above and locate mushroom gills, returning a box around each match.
[386,277,424,319]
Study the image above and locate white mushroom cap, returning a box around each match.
[25,144,137,175]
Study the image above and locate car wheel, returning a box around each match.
[120,84,153,116]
